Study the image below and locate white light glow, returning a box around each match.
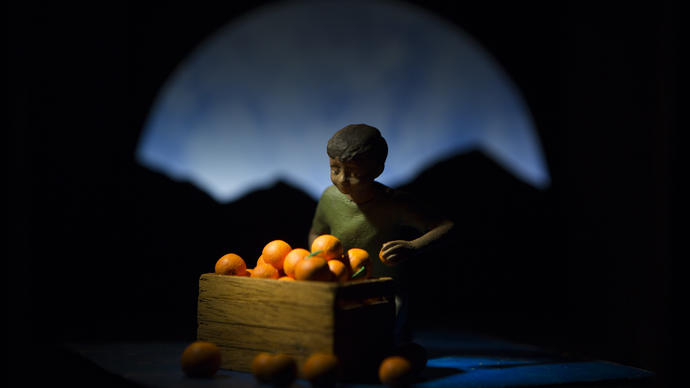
[137,1,550,202]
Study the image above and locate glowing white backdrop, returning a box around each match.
[137,0,550,202]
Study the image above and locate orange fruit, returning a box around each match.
[294,255,333,281]
[245,268,254,277]
[301,353,341,387]
[215,253,247,276]
[311,234,343,261]
[278,276,295,281]
[251,353,297,386]
[378,247,394,266]
[347,248,371,280]
[269,354,298,386]
[393,342,428,375]
[180,341,222,378]
[251,352,275,383]
[328,259,351,282]
[251,262,280,279]
[378,356,414,387]
[262,240,292,271]
[283,248,310,278]
[257,255,266,266]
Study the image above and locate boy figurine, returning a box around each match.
[309,123,454,342]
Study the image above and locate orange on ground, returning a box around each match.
[393,342,428,375]
[245,268,254,277]
[251,353,274,383]
[301,352,340,387]
[251,353,297,386]
[294,256,333,281]
[347,248,371,280]
[251,262,280,279]
[328,259,350,282]
[311,234,344,261]
[180,341,222,378]
[215,253,247,276]
[269,354,298,386]
[262,240,292,271]
[378,356,414,387]
[283,248,310,278]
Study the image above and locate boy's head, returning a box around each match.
[327,124,388,167]
[327,124,388,199]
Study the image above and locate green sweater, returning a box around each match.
[310,182,442,281]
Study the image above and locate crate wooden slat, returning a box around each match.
[197,273,395,377]
[198,275,335,332]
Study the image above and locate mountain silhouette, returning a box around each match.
[33,149,565,342]
[114,162,319,340]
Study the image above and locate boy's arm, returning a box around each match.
[379,192,454,265]
[379,219,454,265]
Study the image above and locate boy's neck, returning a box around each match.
[345,181,381,205]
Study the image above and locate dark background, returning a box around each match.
[8,0,677,386]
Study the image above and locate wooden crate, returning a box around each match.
[197,273,396,378]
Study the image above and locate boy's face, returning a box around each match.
[329,157,381,200]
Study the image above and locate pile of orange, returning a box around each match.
[213,234,372,283]
[205,234,432,386]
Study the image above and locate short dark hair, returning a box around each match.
[327,124,388,166]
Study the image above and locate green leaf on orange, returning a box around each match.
[306,250,323,259]
[351,266,365,279]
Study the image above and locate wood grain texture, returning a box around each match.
[197,273,396,373]
[198,274,336,332]
[198,320,333,371]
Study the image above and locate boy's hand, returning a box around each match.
[379,240,418,266]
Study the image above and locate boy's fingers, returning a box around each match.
[381,240,405,252]
[382,254,399,266]
[379,243,394,264]
[380,241,411,265]
[380,243,398,259]
[381,250,401,265]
